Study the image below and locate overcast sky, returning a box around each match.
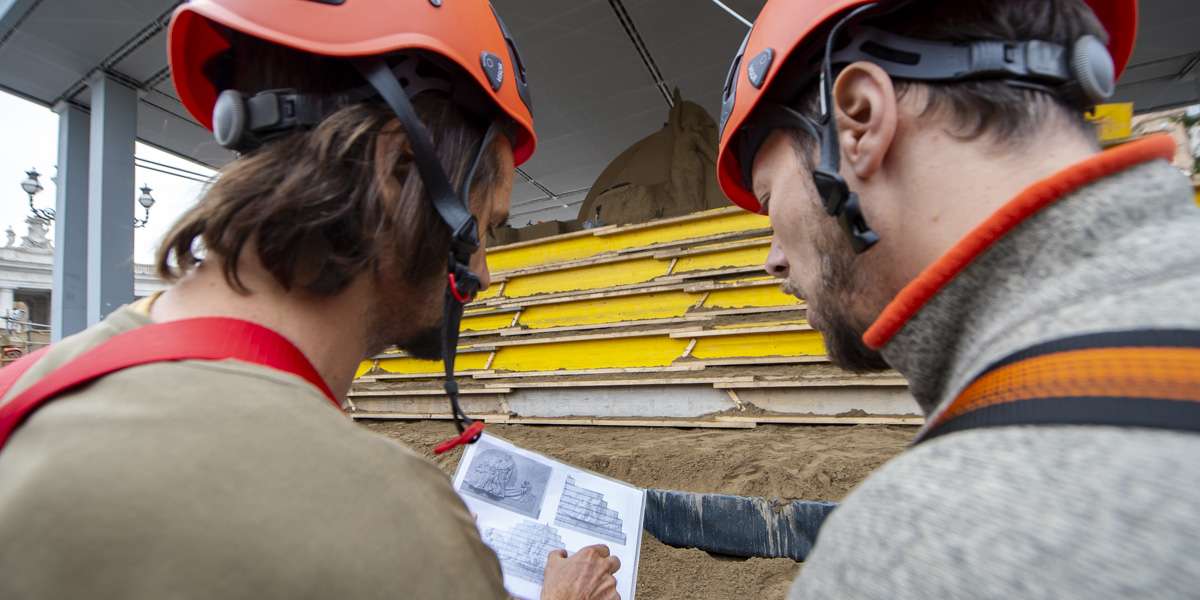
[0,90,214,264]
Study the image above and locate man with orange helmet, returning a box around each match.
[718,0,1200,597]
[0,1,620,598]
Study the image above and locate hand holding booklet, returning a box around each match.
[452,433,646,600]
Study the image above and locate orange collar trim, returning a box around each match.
[863,134,1179,350]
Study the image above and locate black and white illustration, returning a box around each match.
[458,441,552,519]
[480,520,566,585]
[453,433,646,600]
[554,476,628,545]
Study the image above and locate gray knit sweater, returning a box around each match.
[789,151,1200,598]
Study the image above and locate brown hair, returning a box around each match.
[156,35,501,296]
[790,0,1108,151]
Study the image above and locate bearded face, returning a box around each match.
[757,131,890,374]
[778,232,889,374]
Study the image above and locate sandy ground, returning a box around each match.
[361,420,916,600]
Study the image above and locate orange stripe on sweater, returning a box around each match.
[933,347,1200,428]
[863,134,1178,350]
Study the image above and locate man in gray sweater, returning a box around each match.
[715,0,1200,596]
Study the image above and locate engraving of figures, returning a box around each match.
[458,441,551,519]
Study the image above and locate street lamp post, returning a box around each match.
[20,169,54,222]
[134,184,155,228]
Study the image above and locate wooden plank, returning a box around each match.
[714,415,924,426]
[650,236,771,260]
[463,305,523,316]
[590,206,747,236]
[669,324,811,339]
[349,412,761,429]
[683,277,777,293]
[657,265,764,284]
[481,376,755,390]
[471,365,706,379]
[496,248,658,279]
[368,345,496,360]
[691,355,829,367]
[370,370,496,381]
[486,326,703,348]
[714,379,909,388]
[726,389,746,411]
[499,315,714,338]
[349,387,513,396]
[622,227,773,255]
[486,282,689,309]
[685,305,804,319]
[712,319,806,330]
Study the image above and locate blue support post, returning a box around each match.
[86,75,137,326]
[51,101,90,341]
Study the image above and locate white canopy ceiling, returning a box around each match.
[1,0,1196,225]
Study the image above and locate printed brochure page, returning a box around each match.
[452,432,646,600]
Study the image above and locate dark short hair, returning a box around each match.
[789,0,1108,152]
[157,34,502,296]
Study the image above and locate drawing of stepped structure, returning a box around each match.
[480,520,565,585]
[554,476,627,545]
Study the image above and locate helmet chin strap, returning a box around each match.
[813,2,882,254]
[352,56,500,454]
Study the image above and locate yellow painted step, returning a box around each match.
[372,351,492,375]
[485,208,770,272]
[489,335,691,371]
[702,285,801,309]
[711,319,807,330]
[503,256,667,298]
[461,311,517,332]
[519,290,703,329]
[690,329,826,359]
[672,245,767,274]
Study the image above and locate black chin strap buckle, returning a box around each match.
[448,216,481,304]
[448,257,481,304]
[814,168,879,254]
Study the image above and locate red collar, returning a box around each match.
[863,134,1179,350]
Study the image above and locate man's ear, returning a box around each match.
[832,61,898,181]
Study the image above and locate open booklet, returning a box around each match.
[452,433,646,600]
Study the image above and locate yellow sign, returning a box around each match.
[1087,103,1134,141]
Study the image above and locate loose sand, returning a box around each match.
[362,420,916,600]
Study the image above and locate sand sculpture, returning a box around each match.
[491,88,728,245]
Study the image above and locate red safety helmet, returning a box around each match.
[168,0,536,166]
[716,0,1138,212]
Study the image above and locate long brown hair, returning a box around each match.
[156,34,502,296]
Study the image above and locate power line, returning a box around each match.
[710,0,753,28]
[135,157,212,180]
[136,163,211,183]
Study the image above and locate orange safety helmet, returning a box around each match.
[716,0,1138,213]
[168,0,536,166]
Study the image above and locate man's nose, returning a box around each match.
[765,235,789,279]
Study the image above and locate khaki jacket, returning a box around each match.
[0,306,507,599]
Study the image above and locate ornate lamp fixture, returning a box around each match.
[20,168,54,222]
[134,184,155,228]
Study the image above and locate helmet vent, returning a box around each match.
[303,0,347,5]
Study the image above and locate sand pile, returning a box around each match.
[362,420,915,599]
